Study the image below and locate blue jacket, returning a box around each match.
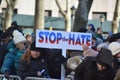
[1,40,26,74]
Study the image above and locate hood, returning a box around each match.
[95,48,113,67]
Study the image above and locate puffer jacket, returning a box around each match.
[1,40,26,74]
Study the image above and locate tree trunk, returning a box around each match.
[34,0,45,34]
[112,0,120,33]
[73,0,93,32]
[4,4,13,30]
[55,0,71,32]
[3,0,18,31]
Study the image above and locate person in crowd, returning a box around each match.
[42,48,67,79]
[17,41,50,80]
[108,42,120,73]
[0,32,12,72]
[0,30,27,79]
[87,24,96,32]
[109,32,120,43]
[114,69,120,80]
[74,48,115,80]
[86,30,103,50]
[96,28,104,40]
[25,34,33,44]
[5,21,23,38]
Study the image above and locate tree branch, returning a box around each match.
[55,0,66,17]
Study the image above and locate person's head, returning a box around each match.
[86,30,97,48]
[30,41,42,58]
[25,34,33,43]
[87,24,95,32]
[109,33,120,43]
[97,28,102,34]
[13,30,26,50]
[11,21,17,27]
[95,48,113,70]
[108,42,120,58]
[21,41,43,63]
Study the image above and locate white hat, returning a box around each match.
[108,42,120,56]
[13,30,26,44]
[67,56,82,70]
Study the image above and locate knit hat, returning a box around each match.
[13,30,26,44]
[95,48,113,67]
[30,41,41,51]
[88,24,95,32]
[108,42,120,56]
[109,33,120,43]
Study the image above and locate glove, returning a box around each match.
[4,70,10,79]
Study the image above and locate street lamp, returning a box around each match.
[99,14,105,30]
[70,6,76,19]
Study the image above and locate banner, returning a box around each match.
[36,30,92,50]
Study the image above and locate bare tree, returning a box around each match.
[3,0,18,30]
[0,0,2,4]
[73,0,93,32]
[55,0,71,32]
[34,0,45,34]
[112,0,120,33]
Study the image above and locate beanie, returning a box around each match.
[30,41,41,51]
[108,42,120,56]
[109,33,120,43]
[13,30,26,44]
[88,24,95,32]
[95,48,113,67]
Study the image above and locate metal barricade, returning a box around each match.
[25,77,61,80]
[0,74,21,80]
[25,76,74,80]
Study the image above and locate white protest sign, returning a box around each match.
[36,30,92,51]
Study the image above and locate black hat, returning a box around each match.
[95,48,113,67]
[109,33,120,43]
[30,41,41,51]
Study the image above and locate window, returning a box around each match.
[2,8,18,14]
[45,10,52,17]
[92,12,107,20]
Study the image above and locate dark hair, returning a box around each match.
[97,28,101,31]
[30,41,41,51]
[11,21,18,27]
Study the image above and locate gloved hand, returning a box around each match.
[4,70,10,79]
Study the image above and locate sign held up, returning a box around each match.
[36,30,92,50]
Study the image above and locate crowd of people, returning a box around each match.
[0,21,120,80]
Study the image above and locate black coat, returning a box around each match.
[17,56,49,80]
[74,48,115,80]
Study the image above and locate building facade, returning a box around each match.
[0,0,118,34]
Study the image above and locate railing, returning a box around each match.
[25,77,61,80]
[0,74,21,80]
[0,74,74,80]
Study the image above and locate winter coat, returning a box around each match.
[1,40,26,74]
[17,56,49,80]
[113,57,120,73]
[74,48,115,80]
